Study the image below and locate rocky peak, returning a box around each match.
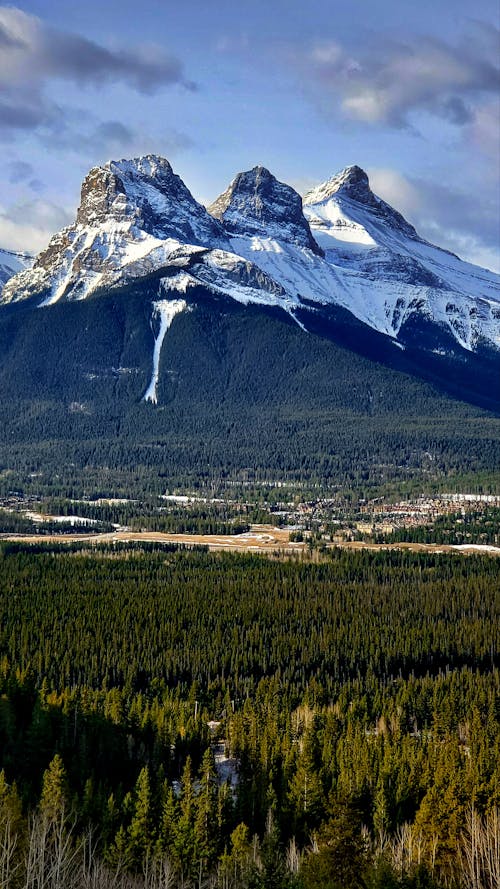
[76,154,226,245]
[303,165,374,206]
[2,155,228,304]
[304,165,419,239]
[208,166,323,255]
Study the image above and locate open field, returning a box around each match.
[2,524,500,556]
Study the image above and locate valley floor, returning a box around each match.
[2,524,500,556]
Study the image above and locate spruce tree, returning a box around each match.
[39,754,68,823]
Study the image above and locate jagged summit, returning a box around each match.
[2,155,499,358]
[303,165,372,205]
[2,155,228,304]
[77,154,225,243]
[304,164,419,241]
[208,166,323,255]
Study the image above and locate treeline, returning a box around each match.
[38,498,254,535]
[1,407,498,503]
[1,546,498,694]
[0,545,498,886]
[0,507,114,535]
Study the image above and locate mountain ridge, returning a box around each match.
[0,248,33,290]
[3,153,498,358]
[0,154,498,423]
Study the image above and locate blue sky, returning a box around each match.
[1,0,499,270]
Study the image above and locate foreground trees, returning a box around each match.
[0,543,498,887]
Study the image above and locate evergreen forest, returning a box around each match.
[1,293,499,504]
[0,542,498,888]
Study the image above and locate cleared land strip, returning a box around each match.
[1,527,500,556]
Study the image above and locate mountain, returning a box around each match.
[0,154,499,497]
[208,165,323,254]
[1,156,228,305]
[302,166,500,352]
[4,156,499,356]
[0,248,32,289]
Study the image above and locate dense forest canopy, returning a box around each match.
[0,543,498,887]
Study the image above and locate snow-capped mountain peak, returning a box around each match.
[2,155,228,305]
[301,168,499,351]
[304,165,419,242]
[0,248,33,290]
[208,166,323,255]
[77,154,224,245]
[303,164,372,204]
[2,156,499,359]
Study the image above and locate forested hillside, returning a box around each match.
[0,543,498,887]
[0,287,499,502]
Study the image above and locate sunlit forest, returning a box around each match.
[0,542,498,887]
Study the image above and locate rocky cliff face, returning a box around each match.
[2,155,228,305]
[2,155,499,357]
[75,156,226,244]
[208,166,323,255]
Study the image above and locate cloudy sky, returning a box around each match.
[1,0,499,270]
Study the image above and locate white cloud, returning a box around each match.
[0,6,195,140]
[367,168,421,214]
[0,199,72,254]
[367,167,500,272]
[419,224,500,273]
[467,99,500,163]
[305,26,500,130]
[0,7,191,96]
[343,92,390,124]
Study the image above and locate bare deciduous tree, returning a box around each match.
[460,806,500,889]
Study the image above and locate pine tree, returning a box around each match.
[373,776,390,840]
[301,797,368,889]
[0,770,23,834]
[157,785,178,858]
[173,757,196,879]
[257,814,289,889]
[128,765,154,868]
[0,770,24,887]
[39,754,68,823]
[288,730,324,837]
[194,748,219,869]
[225,822,253,884]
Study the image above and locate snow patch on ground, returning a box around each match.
[450,544,500,552]
[24,511,98,526]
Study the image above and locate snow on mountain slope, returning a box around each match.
[2,156,499,357]
[143,294,188,404]
[2,155,228,305]
[301,166,500,350]
[0,248,32,290]
[208,166,323,255]
[217,165,500,351]
[303,166,499,298]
